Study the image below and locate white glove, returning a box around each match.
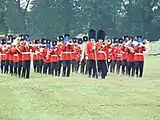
[86,56,88,60]
[92,46,96,50]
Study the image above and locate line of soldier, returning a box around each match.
[0,29,148,79]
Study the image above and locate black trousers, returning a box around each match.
[62,60,71,77]
[57,61,62,77]
[13,62,18,75]
[80,59,86,74]
[121,60,127,75]
[22,60,31,79]
[1,60,5,73]
[87,60,98,78]
[116,60,121,75]
[51,62,58,76]
[97,60,107,79]
[127,62,135,77]
[33,60,39,73]
[110,60,116,73]
[9,60,13,75]
[135,61,144,77]
[71,60,76,72]
[75,61,80,73]
[43,63,51,75]
[4,60,9,74]
[38,60,43,73]
[18,61,22,78]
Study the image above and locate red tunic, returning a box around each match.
[125,47,134,62]
[86,42,95,60]
[50,48,59,62]
[134,45,146,62]
[61,43,74,60]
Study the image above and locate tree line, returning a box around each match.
[0,0,159,40]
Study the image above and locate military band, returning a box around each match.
[0,29,148,79]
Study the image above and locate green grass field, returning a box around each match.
[0,56,160,120]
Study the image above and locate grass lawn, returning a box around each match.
[0,56,160,120]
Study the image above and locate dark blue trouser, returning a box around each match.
[121,60,127,75]
[4,60,9,74]
[33,60,39,73]
[22,60,31,79]
[88,60,98,78]
[62,60,71,77]
[43,63,51,75]
[1,60,5,73]
[51,62,58,76]
[135,61,144,77]
[116,60,121,75]
[57,61,62,76]
[127,62,135,77]
[98,60,108,79]
[13,62,18,75]
[9,60,13,75]
[18,61,22,78]
[72,60,76,72]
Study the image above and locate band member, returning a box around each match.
[110,38,118,73]
[12,40,19,76]
[61,34,74,77]
[71,38,77,72]
[116,38,123,75]
[125,38,135,77]
[56,36,63,77]
[75,39,82,73]
[134,37,147,77]
[80,36,88,74]
[42,41,51,75]
[120,39,127,75]
[18,35,33,79]
[86,29,98,78]
[0,39,6,73]
[96,30,108,79]
[50,41,58,76]
[33,39,39,73]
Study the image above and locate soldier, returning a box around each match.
[0,39,6,73]
[80,36,88,74]
[42,40,51,75]
[19,34,33,79]
[50,41,59,76]
[61,34,74,77]
[96,30,108,79]
[120,39,127,75]
[134,36,147,77]
[86,29,98,78]
[71,38,77,72]
[75,38,82,73]
[33,39,40,73]
[125,38,135,77]
[12,38,19,76]
[116,38,123,75]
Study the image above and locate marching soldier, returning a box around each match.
[0,39,6,73]
[125,38,135,77]
[61,34,74,77]
[50,41,59,76]
[86,29,98,78]
[96,30,108,79]
[56,36,63,77]
[80,36,88,74]
[134,37,147,77]
[18,35,33,79]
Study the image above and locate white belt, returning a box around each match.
[22,52,31,55]
[62,52,72,54]
[98,51,106,54]
[0,54,6,56]
[121,52,125,54]
[14,54,18,56]
[135,53,144,55]
[117,54,122,56]
[51,55,58,57]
